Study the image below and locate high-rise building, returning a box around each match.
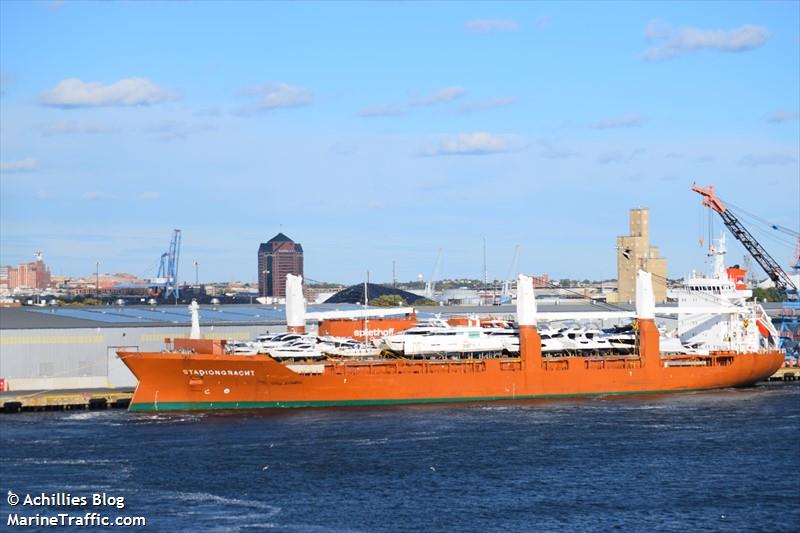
[257,233,303,298]
[609,209,668,303]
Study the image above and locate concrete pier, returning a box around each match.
[767,367,799,382]
[0,387,133,413]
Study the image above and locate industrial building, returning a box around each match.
[0,305,288,391]
[258,233,303,298]
[1,252,51,291]
[609,208,668,303]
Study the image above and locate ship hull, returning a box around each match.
[118,349,784,413]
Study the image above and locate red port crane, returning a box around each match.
[691,183,797,299]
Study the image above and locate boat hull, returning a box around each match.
[118,348,784,413]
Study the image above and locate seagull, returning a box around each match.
[429,466,436,472]
[262,465,270,471]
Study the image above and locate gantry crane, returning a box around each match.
[153,229,182,302]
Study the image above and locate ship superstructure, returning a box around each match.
[668,234,777,353]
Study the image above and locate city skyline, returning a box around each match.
[1,2,798,284]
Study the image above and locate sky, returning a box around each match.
[1,1,798,285]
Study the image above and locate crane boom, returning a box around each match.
[501,244,520,302]
[424,248,443,299]
[691,184,797,297]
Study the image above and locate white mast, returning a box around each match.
[516,274,537,326]
[285,274,306,332]
[708,232,727,279]
[189,300,201,339]
[364,272,369,343]
[635,270,655,320]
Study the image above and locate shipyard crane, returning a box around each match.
[424,248,443,299]
[691,184,798,300]
[153,229,182,302]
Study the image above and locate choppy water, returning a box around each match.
[2,384,799,532]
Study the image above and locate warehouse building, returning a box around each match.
[0,305,289,391]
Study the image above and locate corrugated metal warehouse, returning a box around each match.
[0,305,289,391]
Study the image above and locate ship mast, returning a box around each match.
[364,271,369,344]
[708,232,727,280]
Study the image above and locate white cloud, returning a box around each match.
[419,132,524,156]
[644,21,769,60]
[1,158,36,172]
[138,192,160,201]
[358,104,405,118]
[459,97,514,114]
[766,110,799,123]
[534,16,552,29]
[237,82,313,114]
[42,120,118,136]
[81,191,115,201]
[412,86,465,106]
[588,114,644,129]
[360,88,469,117]
[738,154,795,166]
[465,19,518,32]
[40,77,177,108]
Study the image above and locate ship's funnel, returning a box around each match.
[285,274,306,333]
[189,300,201,339]
[516,274,537,326]
[635,270,655,320]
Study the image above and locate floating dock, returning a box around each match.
[0,387,133,413]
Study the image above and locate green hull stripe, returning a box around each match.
[129,388,719,413]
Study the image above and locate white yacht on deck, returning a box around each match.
[381,318,506,356]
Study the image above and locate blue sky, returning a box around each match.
[1,1,798,284]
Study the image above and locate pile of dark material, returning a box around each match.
[324,283,422,305]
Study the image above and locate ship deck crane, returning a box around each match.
[500,244,520,304]
[424,248,443,299]
[691,184,797,300]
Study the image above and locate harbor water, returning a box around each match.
[2,383,799,532]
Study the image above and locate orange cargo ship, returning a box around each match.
[118,272,783,413]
